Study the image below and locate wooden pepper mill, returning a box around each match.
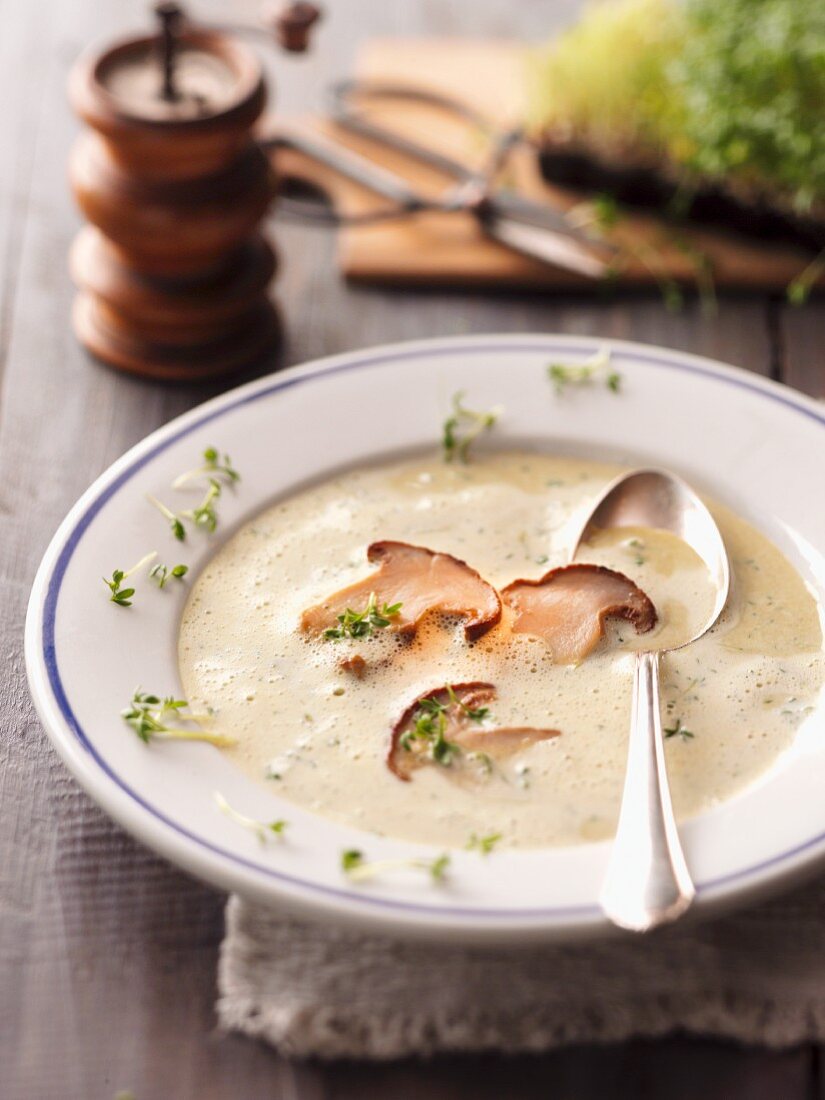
[68,2,320,381]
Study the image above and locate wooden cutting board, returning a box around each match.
[270,39,816,291]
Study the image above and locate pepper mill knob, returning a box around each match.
[153,1,184,100]
[268,1,321,52]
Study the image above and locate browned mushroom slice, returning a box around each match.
[300,540,502,641]
[501,563,657,664]
[388,682,560,781]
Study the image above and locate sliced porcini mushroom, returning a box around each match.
[501,563,657,664]
[388,682,560,781]
[300,540,501,642]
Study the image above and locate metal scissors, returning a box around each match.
[264,80,609,279]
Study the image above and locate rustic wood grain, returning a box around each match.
[0,0,821,1097]
[315,1041,812,1100]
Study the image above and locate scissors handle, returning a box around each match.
[328,80,611,249]
[262,129,429,212]
[329,79,491,185]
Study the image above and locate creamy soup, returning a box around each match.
[178,453,825,848]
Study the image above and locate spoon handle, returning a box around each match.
[600,650,695,931]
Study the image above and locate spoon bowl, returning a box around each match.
[570,468,731,931]
[571,468,730,649]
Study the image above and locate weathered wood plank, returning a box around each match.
[273,222,775,375]
[0,0,55,384]
[317,1041,811,1100]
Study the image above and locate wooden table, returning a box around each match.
[2,0,822,1096]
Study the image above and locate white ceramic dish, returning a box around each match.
[25,335,825,943]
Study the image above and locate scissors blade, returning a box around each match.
[490,190,605,243]
[479,208,608,279]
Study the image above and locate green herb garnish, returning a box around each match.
[528,0,825,217]
[340,849,451,883]
[173,446,240,489]
[214,791,287,842]
[591,193,620,231]
[103,552,158,607]
[400,686,489,767]
[149,562,189,589]
[667,0,825,216]
[341,848,364,872]
[104,553,188,605]
[104,571,135,607]
[466,832,503,855]
[149,478,224,539]
[787,248,825,307]
[147,495,187,541]
[446,683,490,723]
[430,854,451,881]
[149,446,240,539]
[185,478,221,533]
[547,348,622,395]
[122,688,234,747]
[400,705,457,766]
[323,592,402,640]
[442,391,501,463]
[664,717,695,741]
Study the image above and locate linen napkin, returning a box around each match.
[218,875,825,1059]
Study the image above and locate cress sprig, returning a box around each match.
[147,445,242,541]
[340,848,450,883]
[323,592,403,640]
[663,716,695,741]
[147,480,222,541]
[149,562,189,589]
[187,478,222,533]
[122,688,235,747]
[547,348,622,395]
[105,571,136,607]
[147,495,187,541]
[214,791,287,843]
[445,683,490,722]
[173,447,240,489]
[466,831,503,855]
[103,551,158,607]
[442,391,501,463]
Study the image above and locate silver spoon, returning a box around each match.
[569,468,731,931]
